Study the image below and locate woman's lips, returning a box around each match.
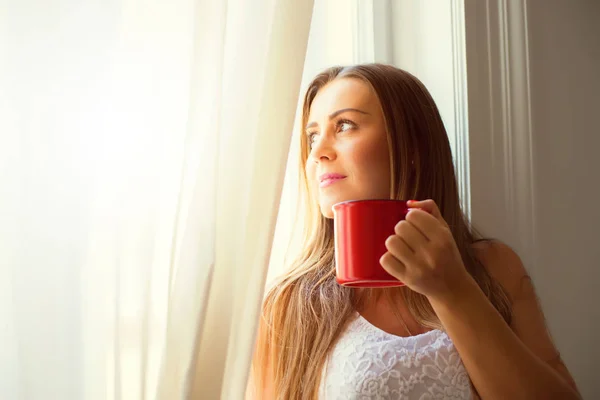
[319,174,346,188]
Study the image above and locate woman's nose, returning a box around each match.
[311,135,337,163]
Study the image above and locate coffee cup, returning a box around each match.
[332,199,408,288]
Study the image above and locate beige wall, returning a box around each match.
[527,0,600,397]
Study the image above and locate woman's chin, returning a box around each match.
[319,196,357,219]
[319,202,335,219]
[320,207,334,219]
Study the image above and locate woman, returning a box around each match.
[249,64,580,399]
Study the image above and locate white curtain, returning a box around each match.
[0,0,313,398]
[266,0,371,283]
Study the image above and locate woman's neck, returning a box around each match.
[356,289,430,337]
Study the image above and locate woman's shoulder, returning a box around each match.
[471,239,531,298]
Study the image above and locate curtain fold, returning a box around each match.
[0,0,313,398]
[196,0,315,397]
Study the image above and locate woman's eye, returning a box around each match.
[308,133,318,148]
[338,120,355,132]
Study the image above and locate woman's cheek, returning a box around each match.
[350,136,391,197]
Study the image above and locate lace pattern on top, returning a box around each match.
[318,313,473,400]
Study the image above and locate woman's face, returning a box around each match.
[305,78,391,218]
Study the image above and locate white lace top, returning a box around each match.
[318,313,474,399]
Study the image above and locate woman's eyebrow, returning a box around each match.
[305,108,370,130]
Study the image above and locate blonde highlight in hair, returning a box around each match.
[250,64,511,399]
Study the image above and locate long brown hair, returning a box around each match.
[250,64,511,399]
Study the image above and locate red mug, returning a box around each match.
[333,199,408,288]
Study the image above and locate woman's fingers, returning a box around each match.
[384,233,418,265]
[394,219,428,251]
[407,199,445,224]
[405,208,440,240]
[380,249,406,279]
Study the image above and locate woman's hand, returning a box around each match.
[379,199,474,302]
